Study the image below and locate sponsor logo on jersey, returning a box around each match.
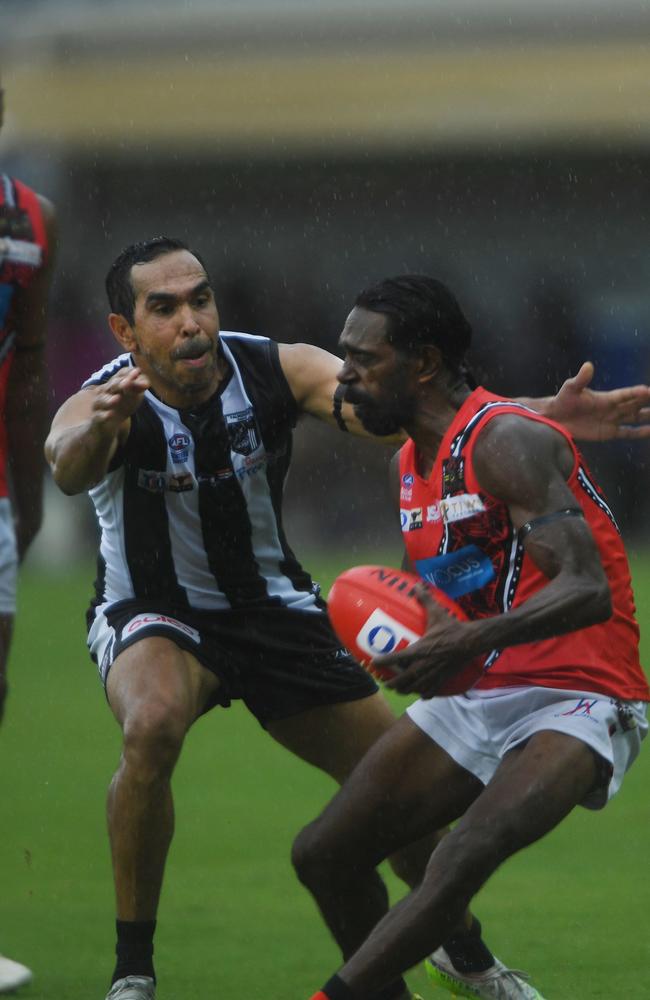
[400,507,423,531]
[168,473,194,493]
[355,608,419,658]
[400,487,413,501]
[197,468,234,486]
[226,407,260,456]
[138,470,167,493]
[0,237,42,269]
[168,432,191,463]
[426,504,442,523]
[122,613,200,643]
[415,545,495,598]
[439,493,486,524]
[234,455,266,480]
[138,469,195,493]
[408,507,423,530]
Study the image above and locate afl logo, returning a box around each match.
[168,432,191,463]
[402,473,414,487]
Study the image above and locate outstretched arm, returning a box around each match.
[45,367,150,494]
[519,361,650,441]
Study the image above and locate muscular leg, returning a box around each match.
[105,638,219,952]
[337,729,598,998]
[275,707,482,960]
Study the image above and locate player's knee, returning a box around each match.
[292,815,365,890]
[121,700,188,778]
[292,820,344,889]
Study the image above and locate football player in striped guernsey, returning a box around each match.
[46,242,650,1000]
[0,77,57,996]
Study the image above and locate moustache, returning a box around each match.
[173,340,213,361]
[343,388,371,406]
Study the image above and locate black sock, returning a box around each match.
[112,919,157,985]
[322,973,408,1000]
[441,917,494,975]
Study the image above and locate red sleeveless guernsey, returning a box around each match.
[0,175,49,497]
[398,387,649,701]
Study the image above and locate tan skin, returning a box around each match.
[291,308,617,997]
[45,253,429,954]
[45,261,650,981]
[0,81,57,717]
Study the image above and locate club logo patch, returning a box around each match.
[226,408,260,456]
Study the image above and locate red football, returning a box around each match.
[327,564,484,696]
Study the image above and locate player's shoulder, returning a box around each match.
[81,353,133,389]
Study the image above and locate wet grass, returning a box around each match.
[0,554,648,999]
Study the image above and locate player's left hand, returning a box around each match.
[548,361,650,441]
[377,584,473,698]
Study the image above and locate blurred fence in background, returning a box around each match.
[2,0,650,565]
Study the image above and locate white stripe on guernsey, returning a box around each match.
[90,466,136,604]
[220,337,318,611]
[82,353,132,388]
[577,467,619,530]
[156,406,228,610]
[450,401,537,459]
[1,176,14,208]
[220,330,268,343]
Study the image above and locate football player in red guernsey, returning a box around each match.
[300,275,649,1000]
[0,78,57,994]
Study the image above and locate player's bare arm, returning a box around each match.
[45,367,150,495]
[5,196,57,559]
[278,342,403,442]
[518,360,650,441]
[382,416,612,697]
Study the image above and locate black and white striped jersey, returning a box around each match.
[84,332,321,617]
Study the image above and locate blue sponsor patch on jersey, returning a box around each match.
[415,544,494,598]
[0,285,14,328]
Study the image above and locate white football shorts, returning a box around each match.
[0,498,17,615]
[407,685,648,809]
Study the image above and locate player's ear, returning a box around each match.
[416,344,443,385]
[108,312,137,351]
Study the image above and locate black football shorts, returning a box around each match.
[87,600,378,727]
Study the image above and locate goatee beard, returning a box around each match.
[353,403,403,437]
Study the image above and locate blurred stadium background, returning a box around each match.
[2,0,650,563]
[1,3,650,998]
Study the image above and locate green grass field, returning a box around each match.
[1,553,649,999]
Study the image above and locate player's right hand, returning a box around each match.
[90,367,150,433]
